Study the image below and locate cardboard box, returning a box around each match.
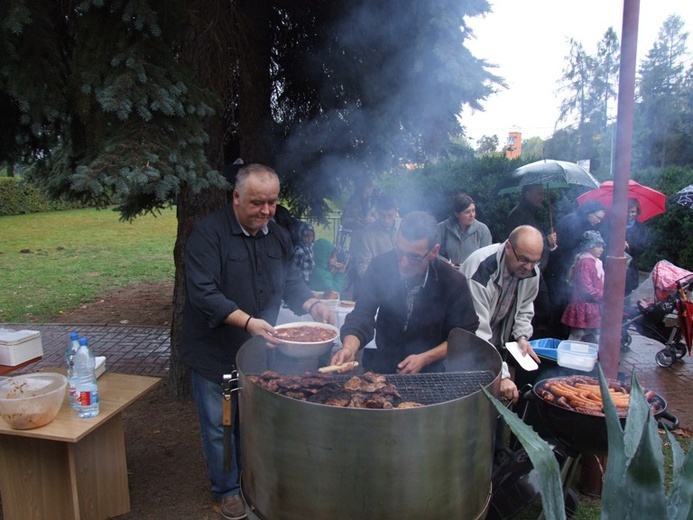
[0,329,43,366]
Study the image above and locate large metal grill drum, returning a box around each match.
[236,327,502,520]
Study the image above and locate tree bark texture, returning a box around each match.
[169,0,236,399]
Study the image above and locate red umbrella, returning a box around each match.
[576,180,666,222]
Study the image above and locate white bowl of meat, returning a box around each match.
[273,322,340,359]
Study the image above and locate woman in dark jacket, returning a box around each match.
[624,198,648,296]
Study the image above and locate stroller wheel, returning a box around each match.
[675,342,688,359]
[621,331,632,351]
[656,349,676,368]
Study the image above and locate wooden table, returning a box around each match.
[0,356,42,376]
[0,372,161,520]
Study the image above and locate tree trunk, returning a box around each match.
[169,0,277,398]
[168,0,235,399]
[236,0,274,164]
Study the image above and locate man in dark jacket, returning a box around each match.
[182,163,333,520]
[331,211,479,375]
[505,184,557,336]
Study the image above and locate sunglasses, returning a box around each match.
[510,243,541,268]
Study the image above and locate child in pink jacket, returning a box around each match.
[561,230,605,342]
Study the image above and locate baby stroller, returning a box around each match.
[621,260,693,367]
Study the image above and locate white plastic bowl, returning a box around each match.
[274,322,339,359]
[0,373,67,429]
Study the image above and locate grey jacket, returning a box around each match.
[459,243,539,347]
[437,218,492,266]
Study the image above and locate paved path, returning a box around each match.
[2,322,693,428]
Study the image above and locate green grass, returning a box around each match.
[0,207,341,323]
[0,207,177,323]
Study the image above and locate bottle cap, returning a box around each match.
[70,332,79,340]
[79,337,88,345]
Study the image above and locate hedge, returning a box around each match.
[0,177,86,216]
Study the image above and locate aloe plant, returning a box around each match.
[484,365,693,520]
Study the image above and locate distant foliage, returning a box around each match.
[634,167,693,271]
[0,177,85,216]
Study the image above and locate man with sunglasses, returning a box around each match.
[331,211,479,376]
[460,226,544,401]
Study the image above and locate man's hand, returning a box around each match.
[307,301,336,325]
[331,346,356,368]
[330,336,359,369]
[518,336,540,364]
[246,318,283,346]
[397,353,428,374]
[500,378,519,404]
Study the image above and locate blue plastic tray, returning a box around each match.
[529,338,560,362]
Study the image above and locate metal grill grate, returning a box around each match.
[333,370,495,405]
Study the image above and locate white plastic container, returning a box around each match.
[0,329,43,366]
[557,340,598,372]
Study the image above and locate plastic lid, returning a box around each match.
[79,337,88,345]
[70,332,79,340]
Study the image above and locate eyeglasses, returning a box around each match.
[510,243,541,268]
[395,245,434,263]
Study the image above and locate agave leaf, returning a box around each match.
[600,365,628,517]
[482,387,566,520]
[666,427,693,520]
[600,368,667,519]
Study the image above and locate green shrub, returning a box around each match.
[0,177,86,216]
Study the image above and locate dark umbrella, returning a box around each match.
[672,185,693,210]
[495,159,601,231]
[495,159,601,196]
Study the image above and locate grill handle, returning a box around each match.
[657,409,679,430]
[222,371,239,473]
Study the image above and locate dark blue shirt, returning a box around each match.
[181,204,314,383]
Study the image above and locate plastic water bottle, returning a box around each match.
[66,332,80,409]
[73,337,99,418]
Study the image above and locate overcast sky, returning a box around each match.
[461,0,693,147]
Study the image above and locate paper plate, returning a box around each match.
[505,341,539,371]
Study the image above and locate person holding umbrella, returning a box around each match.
[576,180,665,297]
[544,200,606,335]
[505,184,557,337]
[624,198,648,296]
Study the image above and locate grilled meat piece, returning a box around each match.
[248,370,416,409]
[397,401,423,409]
[363,372,387,384]
[276,377,303,391]
[325,391,352,407]
[363,393,399,409]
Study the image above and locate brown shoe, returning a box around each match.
[220,494,247,520]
